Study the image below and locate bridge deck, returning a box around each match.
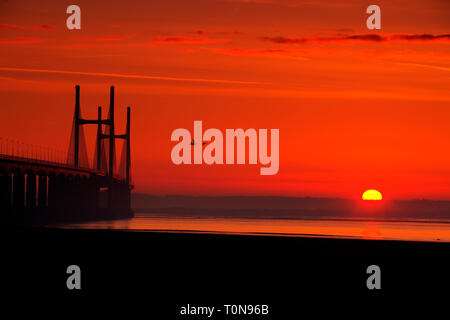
[0,154,126,180]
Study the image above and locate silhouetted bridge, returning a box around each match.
[1,86,133,223]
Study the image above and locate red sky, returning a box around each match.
[0,0,449,199]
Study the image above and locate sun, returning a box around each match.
[362,189,382,201]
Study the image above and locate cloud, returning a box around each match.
[152,35,229,44]
[0,67,263,85]
[262,34,385,44]
[191,30,244,36]
[262,33,450,44]
[59,35,127,48]
[340,34,386,42]
[224,0,273,3]
[396,62,450,73]
[212,48,290,56]
[209,47,309,61]
[224,0,355,7]
[0,24,55,31]
[334,28,354,33]
[391,34,450,41]
[0,37,42,44]
[71,35,126,42]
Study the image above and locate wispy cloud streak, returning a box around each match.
[0,67,263,85]
[0,37,42,44]
[71,35,126,42]
[152,36,229,44]
[262,33,450,44]
[190,30,244,36]
[396,62,450,73]
[0,24,54,30]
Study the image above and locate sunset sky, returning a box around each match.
[0,0,449,199]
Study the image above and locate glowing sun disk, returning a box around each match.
[362,189,382,201]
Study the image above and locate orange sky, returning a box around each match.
[0,0,449,199]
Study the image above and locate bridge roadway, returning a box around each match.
[0,155,133,224]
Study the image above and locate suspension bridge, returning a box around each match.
[0,85,134,223]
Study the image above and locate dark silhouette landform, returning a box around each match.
[132,194,450,221]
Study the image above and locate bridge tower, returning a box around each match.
[68,85,132,212]
[1,85,133,224]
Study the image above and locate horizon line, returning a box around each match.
[131,193,450,202]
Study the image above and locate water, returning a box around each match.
[51,212,450,242]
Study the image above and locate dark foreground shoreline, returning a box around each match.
[3,226,449,313]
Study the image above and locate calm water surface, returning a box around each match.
[51,212,450,242]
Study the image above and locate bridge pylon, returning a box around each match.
[1,85,133,224]
[69,85,133,212]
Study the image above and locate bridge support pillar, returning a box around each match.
[120,183,131,210]
[0,171,12,211]
[38,174,47,208]
[79,177,88,210]
[126,187,131,211]
[26,173,37,209]
[66,175,75,210]
[71,175,82,212]
[12,172,25,209]
[54,174,67,210]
